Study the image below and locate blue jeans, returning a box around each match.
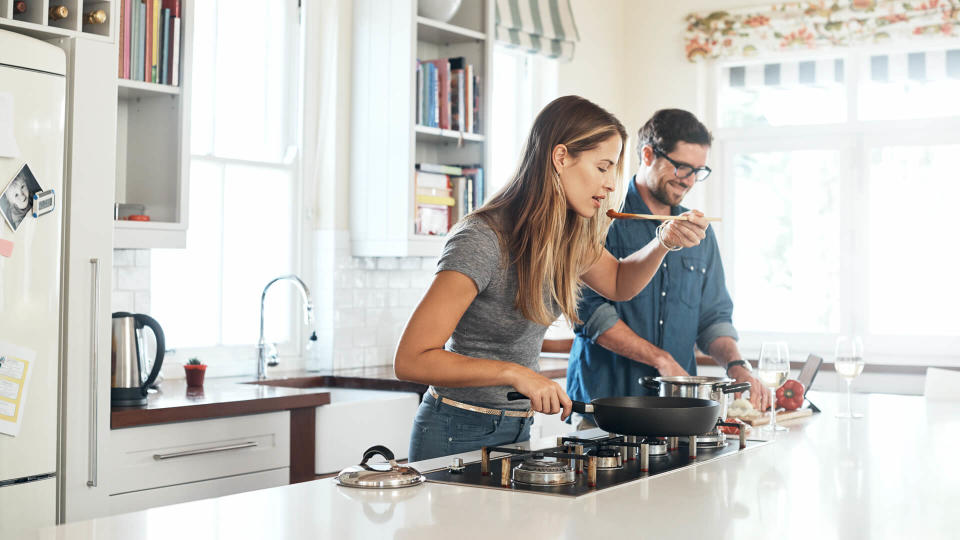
[408,393,533,462]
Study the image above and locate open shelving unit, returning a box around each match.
[113,0,191,249]
[350,0,494,257]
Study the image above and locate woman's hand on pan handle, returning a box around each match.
[506,365,572,420]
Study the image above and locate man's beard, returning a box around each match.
[651,178,684,207]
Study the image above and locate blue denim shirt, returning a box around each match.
[566,177,738,402]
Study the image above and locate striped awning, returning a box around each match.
[494,0,580,62]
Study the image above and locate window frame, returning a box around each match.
[151,0,305,367]
[710,49,960,368]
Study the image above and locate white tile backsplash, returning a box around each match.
[312,230,437,370]
[110,233,438,373]
[112,249,150,314]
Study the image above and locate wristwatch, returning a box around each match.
[725,359,752,375]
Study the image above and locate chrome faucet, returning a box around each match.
[258,275,314,380]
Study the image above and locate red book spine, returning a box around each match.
[161,0,180,17]
[144,0,153,81]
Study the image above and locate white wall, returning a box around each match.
[558,0,770,210]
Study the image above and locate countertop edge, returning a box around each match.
[110,392,331,429]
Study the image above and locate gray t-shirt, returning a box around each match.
[431,216,549,409]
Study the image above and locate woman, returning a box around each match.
[395,96,709,462]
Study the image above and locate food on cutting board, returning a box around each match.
[727,398,762,419]
[720,417,750,435]
[776,379,805,410]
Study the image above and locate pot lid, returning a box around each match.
[336,445,425,489]
[655,375,733,385]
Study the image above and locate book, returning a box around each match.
[415,171,449,191]
[171,17,180,85]
[160,8,170,84]
[415,204,450,236]
[162,0,179,85]
[144,0,152,82]
[416,62,423,126]
[137,2,145,81]
[418,163,463,176]
[423,58,451,129]
[152,0,160,83]
[450,176,473,222]
[118,0,126,77]
[461,166,484,208]
[465,64,473,133]
[472,73,481,134]
[450,68,465,131]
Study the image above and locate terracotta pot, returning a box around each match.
[184,365,207,387]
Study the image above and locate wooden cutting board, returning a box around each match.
[743,408,813,426]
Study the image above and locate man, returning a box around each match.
[566,109,770,427]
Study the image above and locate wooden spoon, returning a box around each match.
[606,209,722,222]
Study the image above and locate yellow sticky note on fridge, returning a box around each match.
[0,343,34,437]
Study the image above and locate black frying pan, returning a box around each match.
[507,392,721,436]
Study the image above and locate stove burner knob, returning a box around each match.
[449,457,465,474]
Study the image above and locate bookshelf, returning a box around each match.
[113,0,191,248]
[350,0,494,257]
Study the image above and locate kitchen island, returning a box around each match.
[40,392,958,539]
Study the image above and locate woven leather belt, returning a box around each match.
[429,388,535,418]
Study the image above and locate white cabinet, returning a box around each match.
[107,412,290,508]
[349,0,494,257]
[58,35,118,524]
[108,469,289,515]
[114,0,193,249]
[315,390,420,474]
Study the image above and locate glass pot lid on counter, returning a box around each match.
[336,445,425,489]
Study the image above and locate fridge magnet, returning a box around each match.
[0,163,42,232]
[32,189,55,218]
[0,341,36,438]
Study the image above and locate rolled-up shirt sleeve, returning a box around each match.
[575,286,619,341]
[695,229,739,353]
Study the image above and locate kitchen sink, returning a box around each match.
[243,375,423,474]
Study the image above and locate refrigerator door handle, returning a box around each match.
[87,258,100,488]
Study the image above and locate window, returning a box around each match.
[488,45,558,197]
[150,0,302,363]
[714,46,960,366]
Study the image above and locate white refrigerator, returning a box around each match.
[0,30,67,534]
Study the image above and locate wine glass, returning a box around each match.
[834,336,864,419]
[758,341,790,433]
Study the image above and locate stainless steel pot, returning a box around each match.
[642,376,751,420]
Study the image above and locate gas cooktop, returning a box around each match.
[423,430,771,497]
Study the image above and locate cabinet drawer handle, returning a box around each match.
[153,441,258,461]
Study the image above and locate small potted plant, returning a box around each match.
[184,357,207,387]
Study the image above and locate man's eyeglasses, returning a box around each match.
[652,147,711,182]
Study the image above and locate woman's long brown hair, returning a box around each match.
[472,95,627,326]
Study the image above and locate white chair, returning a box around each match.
[923,367,960,400]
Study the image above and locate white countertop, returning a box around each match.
[37,392,960,539]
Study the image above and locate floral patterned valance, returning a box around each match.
[685,1,960,62]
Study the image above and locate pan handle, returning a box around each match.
[640,376,660,392]
[506,392,592,414]
[720,382,752,394]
